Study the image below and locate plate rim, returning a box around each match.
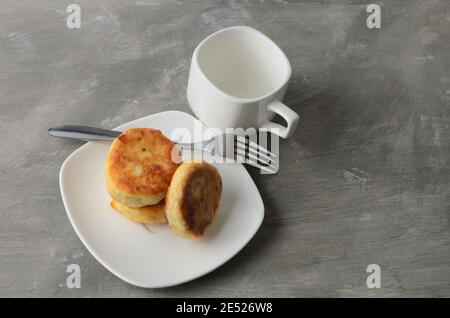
[59,110,265,288]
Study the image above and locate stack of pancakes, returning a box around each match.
[105,128,222,239]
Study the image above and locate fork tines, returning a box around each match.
[233,135,279,174]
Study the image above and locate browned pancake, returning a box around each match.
[105,128,180,207]
[165,161,222,239]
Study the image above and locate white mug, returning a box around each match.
[187,26,299,138]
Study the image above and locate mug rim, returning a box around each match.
[192,25,292,104]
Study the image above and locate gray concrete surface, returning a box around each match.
[0,0,449,297]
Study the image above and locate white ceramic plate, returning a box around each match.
[59,111,264,288]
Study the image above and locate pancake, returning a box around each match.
[111,199,167,224]
[105,128,180,207]
[165,161,222,239]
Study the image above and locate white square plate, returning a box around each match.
[59,111,264,288]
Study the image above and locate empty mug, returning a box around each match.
[187,26,299,138]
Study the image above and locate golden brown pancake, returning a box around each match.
[105,128,180,207]
[165,161,222,239]
[111,199,167,224]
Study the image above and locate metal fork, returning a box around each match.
[48,125,278,173]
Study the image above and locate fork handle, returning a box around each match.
[48,125,122,142]
[48,125,210,152]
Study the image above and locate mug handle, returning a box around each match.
[260,100,299,138]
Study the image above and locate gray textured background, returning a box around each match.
[1,0,449,297]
